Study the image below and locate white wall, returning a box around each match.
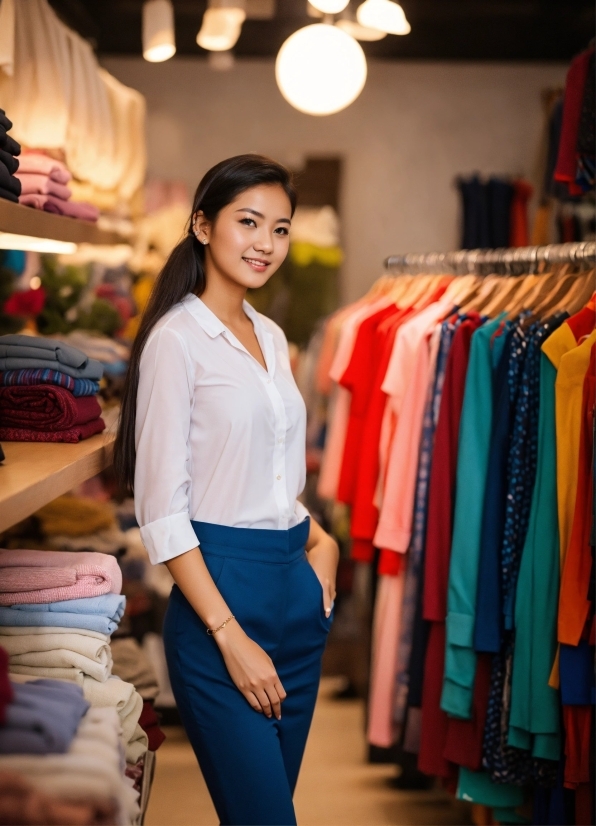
[102,57,566,303]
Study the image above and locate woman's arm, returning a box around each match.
[305,516,340,616]
[166,549,287,720]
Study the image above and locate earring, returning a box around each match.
[202,238,208,245]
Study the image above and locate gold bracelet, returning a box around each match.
[206,615,235,635]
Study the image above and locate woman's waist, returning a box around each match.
[191,517,310,564]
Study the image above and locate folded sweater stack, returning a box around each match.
[0,334,105,443]
[0,109,21,204]
[0,549,149,768]
[16,151,99,223]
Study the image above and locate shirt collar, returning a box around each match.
[183,294,268,340]
[183,294,227,338]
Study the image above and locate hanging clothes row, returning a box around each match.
[312,241,595,825]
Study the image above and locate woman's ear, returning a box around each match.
[192,210,211,245]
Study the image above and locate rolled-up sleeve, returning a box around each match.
[134,325,199,564]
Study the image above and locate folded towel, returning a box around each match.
[0,633,109,659]
[0,335,103,380]
[0,368,99,397]
[0,625,108,641]
[9,665,87,683]
[0,595,125,636]
[10,671,144,754]
[0,417,105,443]
[0,770,118,826]
[15,172,71,201]
[0,385,101,431]
[1,633,113,683]
[0,549,122,606]
[0,159,21,196]
[0,147,19,175]
[0,679,89,754]
[17,152,71,184]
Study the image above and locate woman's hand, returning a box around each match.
[214,621,286,720]
[306,532,340,617]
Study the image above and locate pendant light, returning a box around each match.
[276,24,367,116]
[356,0,411,35]
[308,0,350,13]
[335,19,386,40]
[197,0,246,52]
[142,0,176,62]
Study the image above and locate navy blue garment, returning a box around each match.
[559,641,595,706]
[474,325,516,653]
[163,518,332,826]
[487,178,514,248]
[483,318,565,787]
[0,679,89,755]
[458,175,491,249]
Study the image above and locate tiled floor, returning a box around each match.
[145,678,469,826]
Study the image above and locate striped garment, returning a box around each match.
[0,369,99,397]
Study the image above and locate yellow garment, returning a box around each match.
[555,329,596,566]
[35,496,115,537]
[290,242,343,268]
[121,275,154,340]
[542,324,596,689]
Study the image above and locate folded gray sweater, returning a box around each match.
[0,335,103,380]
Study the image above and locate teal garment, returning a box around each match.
[493,807,531,825]
[457,767,525,808]
[441,316,504,719]
[508,353,561,761]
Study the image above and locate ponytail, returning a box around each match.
[114,154,296,494]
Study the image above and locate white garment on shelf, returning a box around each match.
[135,295,309,565]
[2,631,112,682]
[0,0,146,199]
[0,625,108,640]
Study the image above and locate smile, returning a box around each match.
[243,257,270,271]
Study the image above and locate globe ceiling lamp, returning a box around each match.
[308,0,350,13]
[197,0,246,52]
[142,0,176,62]
[356,0,411,35]
[275,23,367,116]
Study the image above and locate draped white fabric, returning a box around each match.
[0,0,146,199]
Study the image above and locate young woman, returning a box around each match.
[115,154,339,826]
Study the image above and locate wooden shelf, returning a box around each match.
[0,199,126,246]
[0,433,115,532]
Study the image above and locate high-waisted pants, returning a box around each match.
[163,518,333,826]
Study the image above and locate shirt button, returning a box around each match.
[278,437,284,444]
[276,475,281,480]
[267,378,271,384]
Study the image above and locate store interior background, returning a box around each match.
[0,0,594,824]
[102,58,567,303]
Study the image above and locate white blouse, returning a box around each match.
[134,294,309,565]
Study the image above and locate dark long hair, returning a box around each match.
[114,154,297,494]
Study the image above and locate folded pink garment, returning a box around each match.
[15,172,71,201]
[18,194,100,223]
[18,194,47,210]
[42,196,99,223]
[17,152,72,184]
[0,548,122,605]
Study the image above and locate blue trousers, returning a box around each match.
[163,518,332,826]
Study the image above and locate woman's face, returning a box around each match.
[197,183,292,290]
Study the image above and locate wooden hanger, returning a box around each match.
[482,275,525,317]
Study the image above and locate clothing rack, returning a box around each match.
[384,240,596,275]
